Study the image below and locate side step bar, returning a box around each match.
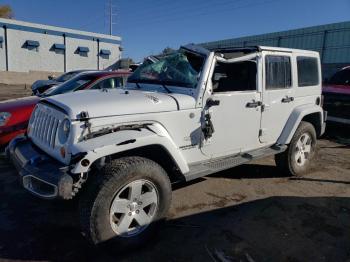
[185,145,287,181]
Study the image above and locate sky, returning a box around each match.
[2,0,350,61]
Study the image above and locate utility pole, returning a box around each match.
[109,0,113,35]
[108,0,117,35]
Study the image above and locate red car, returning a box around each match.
[322,66,350,125]
[0,70,130,148]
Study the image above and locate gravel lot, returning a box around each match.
[0,84,32,101]
[0,85,349,261]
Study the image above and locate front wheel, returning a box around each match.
[79,156,172,249]
[275,121,317,176]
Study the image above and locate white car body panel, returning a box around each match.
[45,89,189,119]
[277,104,324,144]
[70,123,190,174]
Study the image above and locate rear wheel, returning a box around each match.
[79,156,172,249]
[275,121,317,176]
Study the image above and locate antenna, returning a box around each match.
[108,0,117,35]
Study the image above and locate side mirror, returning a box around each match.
[48,75,55,80]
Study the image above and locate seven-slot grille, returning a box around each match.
[30,106,60,148]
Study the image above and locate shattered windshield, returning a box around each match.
[128,50,205,88]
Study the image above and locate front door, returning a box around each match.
[201,57,263,158]
[260,52,296,144]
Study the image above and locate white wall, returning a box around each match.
[66,37,98,71]
[7,29,65,72]
[98,41,121,70]
[0,18,122,73]
[0,27,6,71]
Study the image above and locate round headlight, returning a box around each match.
[62,119,70,135]
[58,119,71,144]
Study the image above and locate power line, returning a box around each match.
[120,0,201,17]
[121,0,248,25]
[120,0,272,28]
[120,0,282,30]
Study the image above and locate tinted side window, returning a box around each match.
[91,77,124,90]
[265,56,291,89]
[297,56,319,87]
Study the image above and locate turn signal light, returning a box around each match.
[60,147,66,158]
[81,159,90,167]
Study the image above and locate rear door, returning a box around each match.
[260,51,296,144]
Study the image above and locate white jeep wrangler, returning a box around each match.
[8,44,326,248]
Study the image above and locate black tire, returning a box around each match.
[79,156,172,250]
[275,121,317,176]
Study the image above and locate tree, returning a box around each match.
[0,5,14,19]
[119,57,135,69]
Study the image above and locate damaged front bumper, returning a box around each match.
[7,136,75,200]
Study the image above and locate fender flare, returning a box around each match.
[277,104,324,145]
[69,123,189,175]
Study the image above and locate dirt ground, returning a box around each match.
[0,85,349,262]
[0,84,32,101]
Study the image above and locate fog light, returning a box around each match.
[81,159,90,167]
[60,147,66,158]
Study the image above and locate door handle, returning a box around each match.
[281,96,294,103]
[206,98,220,107]
[246,100,262,108]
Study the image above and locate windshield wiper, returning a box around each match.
[130,80,172,93]
[160,83,172,93]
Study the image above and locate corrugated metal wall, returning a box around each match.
[200,21,350,78]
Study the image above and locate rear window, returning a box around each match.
[297,57,319,87]
[265,55,292,89]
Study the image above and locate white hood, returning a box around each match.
[45,89,196,119]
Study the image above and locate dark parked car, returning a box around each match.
[31,70,92,95]
[323,66,350,124]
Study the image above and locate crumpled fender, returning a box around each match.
[277,104,324,145]
[69,123,189,174]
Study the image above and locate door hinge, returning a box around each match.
[259,128,267,138]
[261,104,265,112]
[202,113,215,139]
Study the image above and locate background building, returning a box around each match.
[0,18,122,73]
[200,21,350,79]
